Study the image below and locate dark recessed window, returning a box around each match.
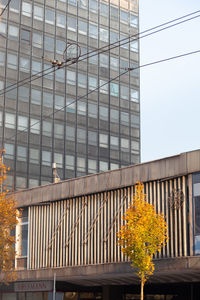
[21,29,31,43]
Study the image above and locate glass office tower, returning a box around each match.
[0,0,140,190]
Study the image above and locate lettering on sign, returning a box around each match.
[14,281,53,292]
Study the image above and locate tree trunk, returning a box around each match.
[141,278,144,300]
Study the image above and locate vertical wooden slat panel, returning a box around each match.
[165,180,170,257]
[188,174,194,256]
[39,206,43,268]
[110,191,113,263]
[91,195,94,265]
[169,180,174,257]
[161,182,166,258]
[27,206,31,270]
[157,182,161,259]
[88,195,91,265]
[103,192,107,263]
[114,190,118,262]
[173,179,178,257]
[178,177,183,257]
[182,176,187,256]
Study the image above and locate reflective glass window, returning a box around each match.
[100,79,108,94]
[57,13,66,28]
[5,113,15,129]
[110,82,119,97]
[131,140,139,154]
[19,86,29,102]
[110,31,118,43]
[89,76,97,90]
[89,0,97,13]
[43,121,52,137]
[8,25,19,40]
[55,94,64,110]
[10,0,20,12]
[43,92,53,108]
[121,111,129,126]
[16,177,26,190]
[131,89,139,102]
[120,34,128,49]
[69,0,77,5]
[67,70,76,85]
[100,28,108,43]
[0,22,6,35]
[121,138,129,151]
[44,36,54,52]
[34,5,43,21]
[99,161,108,172]
[56,68,65,83]
[4,143,14,159]
[77,101,86,115]
[54,153,63,168]
[89,53,98,65]
[130,14,138,27]
[78,73,87,88]
[99,133,108,148]
[33,32,42,48]
[78,20,87,35]
[89,23,98,39]
[130,40,138,52]
[45,9,55,25]
[100,54,108,68]
[0,51,5,67]
[68,16,77,32]
[88,159,97,174]
[30,148,39,164]
[77,157,86,172]
[21,29,31,43]
[131,114,139,128]
[110,163,119,170]
[99,106,108,121]
[120,10,128,22]
[66,155,74,170]
[77,128,86,143]
[31,88,41,105]
[110,109,119,123]
[56,39,65,55]
[30,118,40,134]
[22,1,32,17]
[110,6,118,20]
[7,53,17,69]
[121,85,129,100]
[66,97,75,113]
[78,0,87,9]
[88,131,97,146]
[17,146,27,162]
[32,60,42,75]
[20,57,30,73]
[100,3,108,17]
[29,178,39,188]
[88,103,97,118]
[42,150,51,166]
[54,123,64,139]
[110,56,118,71]
[110,136,119,149]
[66,125,75,141]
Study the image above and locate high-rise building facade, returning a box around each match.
[0,0,140,190]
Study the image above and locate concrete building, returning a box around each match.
[1,149,200,299]
[0,0,140,190]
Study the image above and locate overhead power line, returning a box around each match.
[0,9,200,96]
[6,48,200,143]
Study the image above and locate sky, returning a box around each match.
[139,0,200,162]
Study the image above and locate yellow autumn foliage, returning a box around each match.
[0,157,19,283]
[118,182,168,299]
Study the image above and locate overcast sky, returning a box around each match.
[139,0,200,162]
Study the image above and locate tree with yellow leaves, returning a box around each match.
[118,182,168,300]
[0,154,18,283]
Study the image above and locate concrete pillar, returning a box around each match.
[102,286,123,300]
